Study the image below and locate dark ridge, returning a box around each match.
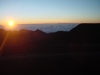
[69,23,100,44]
[70,23,100,34]
[0,23,100,56]
[0,23,100,75]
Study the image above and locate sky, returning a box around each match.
[0,0,100,24]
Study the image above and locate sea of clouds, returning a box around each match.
[0,23,79,33]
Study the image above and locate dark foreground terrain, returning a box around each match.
[0,23,100,75]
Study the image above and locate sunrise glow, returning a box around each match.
[9,21,14,27]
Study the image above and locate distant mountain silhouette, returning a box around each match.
[0,23,100,56]
[0,23,100,75]
[70,23,100,44]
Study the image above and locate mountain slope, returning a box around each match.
[0,23,100,56]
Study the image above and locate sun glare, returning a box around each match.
[9,21,14,27]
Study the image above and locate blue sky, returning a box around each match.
[0,0,100,24]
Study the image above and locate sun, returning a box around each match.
[9,21,14,27]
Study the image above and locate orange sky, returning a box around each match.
[0,0,100,25]
[0,18,100,25]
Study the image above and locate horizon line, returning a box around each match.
[0,22,100,25]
